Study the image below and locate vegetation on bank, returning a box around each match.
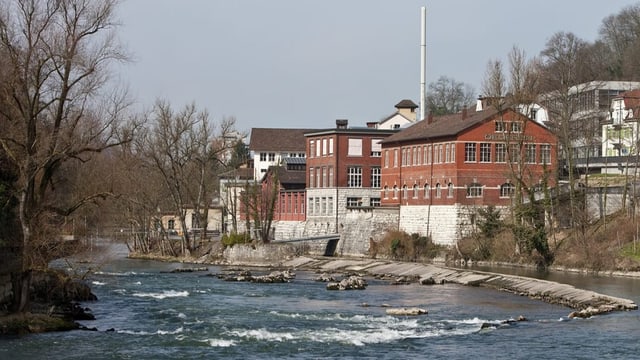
[455,206,640,272]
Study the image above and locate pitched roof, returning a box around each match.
[395,99,418,109]
[249,128,318,152]
[620,89,640,119]
[381,107,501,144]
[263,165,306,189]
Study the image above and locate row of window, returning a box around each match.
[385,143,552,168]
[308,166,381,188]
[309,138,383,158]
[382,182,516,199]
[258,152,305,161]
[307,196,334,216]
[278,192,305,214]
[464,143,551,164]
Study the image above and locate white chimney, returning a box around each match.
[419,6,427,122]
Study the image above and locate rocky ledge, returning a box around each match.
[281,257,638,318]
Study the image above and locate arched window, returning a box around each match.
[424,183,430,198]
[435,183,442,198]
[383,186,389,199]
[447,183,454,198]
[413,184,419,198]
[393,185,399,199]
[500,183,515,198]
[402,185,408,199]
[466,183,483,198]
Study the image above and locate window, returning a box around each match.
[435,183,442,198]
[309,142,314,158]
[402,148,407,166]
[168,219,175,230]
[496,143,507,163]
[448,183,454,198]
[438,144,443,163]
[329,167,334,187]
[393,185,399,199]
[308,197,314,216]
[541,144,551,164]
[384,150,389,168]
[260,152,267,161]
[316,141,321,158]
[413,146,419,165]
[530,108,537,120]
[495,121,506,132]
[371,139,382,157]
[424,183,430,198]
[322,167,327,187]
[480,143,491,163]
[402,185,408,199]
[328,138,334,155]
[500,183,515,198]
[426,145,432,164]
[322,138,327,156]
[348,138,363,156]
[511,122,523,133]
[525,144,536,163]
[315,197,320,215]
[309,168,315,188]
[413,184,419,198]
[316,166,321,187]
[268,153,275,161]
[383,186,389,199]
[371,167,381,188]
[394,149,398,167]
[327,197,333,215]
[347,166,362,187]
[466,183,483,198]
[347,197,363,207]
[465,143,476,162]
[422,145,427,164]
[445,144,450,163]
[370,198,381,207]
[320,197,326,215]
[450,143,455,163]
[510,144,520,163]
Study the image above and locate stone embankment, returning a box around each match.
[282,257,638,318]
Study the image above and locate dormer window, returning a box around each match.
[495,121,506,132]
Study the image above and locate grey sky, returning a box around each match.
[116,1,640,133]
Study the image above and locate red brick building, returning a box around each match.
[305,120,399,224]
[380,105,557,244]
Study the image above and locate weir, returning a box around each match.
[274,234,340,257]
[282,257,638,317]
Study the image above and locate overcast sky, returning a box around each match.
[116,1,640,133]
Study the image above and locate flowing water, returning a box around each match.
[2,243,640,359]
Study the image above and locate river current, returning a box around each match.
[2,243,640,359]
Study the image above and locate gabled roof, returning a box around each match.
[395,99,418,109]
[249,128,318,152]
[382,107,501,144]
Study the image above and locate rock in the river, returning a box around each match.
[314,273,336,282]
[326,276,367,290]
[385,307,428,316]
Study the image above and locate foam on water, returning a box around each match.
[117,327,184,336]
[92,281,106,286]
[132,290,189,299]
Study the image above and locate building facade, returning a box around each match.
[380,106,558,245]
[249,128,314,180]
[304,120,399,233]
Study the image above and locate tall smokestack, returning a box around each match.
[419,6,427,122]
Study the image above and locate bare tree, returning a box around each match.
[426,75,476,115]
[240,171,279,243]
[140,100,236,255]
[0,0,133,312]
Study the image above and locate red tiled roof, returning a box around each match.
[382,107,500,144]
[249,128,318,152]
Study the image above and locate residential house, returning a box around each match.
[367,99,419,130]
[380,105,558,245]
[601,89,640,174]
[249,128,316,180]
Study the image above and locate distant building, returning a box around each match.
[367,99,419,130]
[249,128,316,181]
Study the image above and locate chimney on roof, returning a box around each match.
[336,119,348,129]
[427,113,433,124]
[462,108,468,119]
[476,95,484,111]
[366,121,377,128]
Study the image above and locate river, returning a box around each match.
[1,242,639,359]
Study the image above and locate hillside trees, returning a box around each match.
[0,0,134,311]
